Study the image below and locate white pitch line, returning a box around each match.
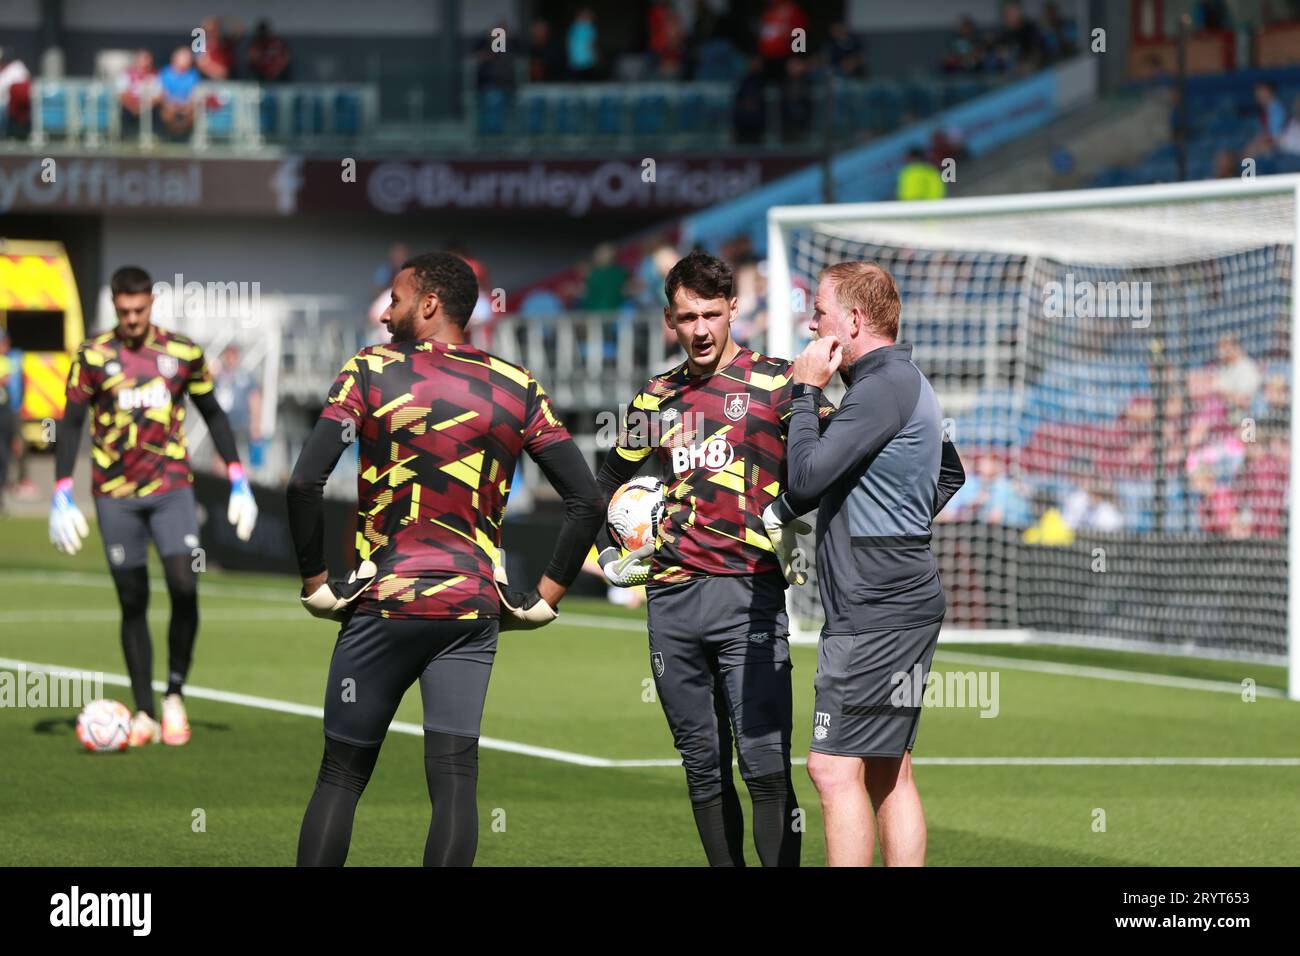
[934,650,1290,699]
[0,609,310,623]
[2,658,1297,771]
[0,656,617,767]
[0,569,291,603]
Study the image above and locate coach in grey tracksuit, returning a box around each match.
[773,261,963,867]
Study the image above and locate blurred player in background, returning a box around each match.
[596,250,833,867]
[783,261,964,866]
[289,251,602,867]
[50,266,259,747]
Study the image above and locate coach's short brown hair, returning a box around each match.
[819,261,900,340]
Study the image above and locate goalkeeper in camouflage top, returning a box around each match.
[51,266,259,748]
[596,251,834,866]
[287,252,603,867]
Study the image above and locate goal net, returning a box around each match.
[766,177,1300,699]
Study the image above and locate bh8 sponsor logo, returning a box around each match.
[670,436,734,475]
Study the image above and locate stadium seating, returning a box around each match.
[1091,67,1300,188]
[469,76,994,150]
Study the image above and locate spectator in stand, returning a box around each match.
[520,286,565,318]
[732,54,768,144]
[247,19,292,83]
[758,0,807,83]
[567,8,600,81]
[1040,2,1078,61]
[827,20,867,78]
[780,55,814,143]
[1235,424,1287,539]
[0,47,32,139]
[648,0,687,79]
[1212,335,1261,408]
[475,19,515,92]
[1213,148,1239,178]
[1022,489,1074,545]
[941,16,988,74]
[1246,81,1288,156]
[1196,0,1232,31]
[1189,463,1237,535]
[446,240,486,291]
[945,453,1032,527]
[159,46,201,137]
[583,243,628,311]
[928,125,967,167]
[632,241,679,309]
[1186,365,1230,452]
[527,19,565,83]
[1062,482,1124,532]
[993,1,1045,74]
[196,16,238,81]
[117,50,159,128]
[897,145,946,200]
[1249,371,1288,429]
[1276,95,1300,156]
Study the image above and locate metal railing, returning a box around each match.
[28,77,378,150]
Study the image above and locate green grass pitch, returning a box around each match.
[1,516,1297,866]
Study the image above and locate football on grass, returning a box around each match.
[607,477,666,554]
[76,699,132,753]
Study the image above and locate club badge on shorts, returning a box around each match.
[156,354,179,379]
[651,652,665,679]
[813,711,831,742]
[723,392,750,422]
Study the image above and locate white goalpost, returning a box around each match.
[767,175,1300,702]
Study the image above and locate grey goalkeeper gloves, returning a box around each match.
[301,560,378,621]
[493,565,558,631]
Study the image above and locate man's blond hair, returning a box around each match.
[819,261,900,341]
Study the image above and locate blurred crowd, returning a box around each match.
[940,333,1289,542]
[0,15,290,141]
[939,1,1078,77]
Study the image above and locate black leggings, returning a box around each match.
[297,731,480,867]
[109,554,198,715]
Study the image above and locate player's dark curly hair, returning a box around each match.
[401,252,479,327]
[664,249,732,306]
[110,266,153,297]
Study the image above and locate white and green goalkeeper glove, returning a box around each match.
[598,543,654,588]
[762,496,812,586]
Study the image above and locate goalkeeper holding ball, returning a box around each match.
[597,251,833,866]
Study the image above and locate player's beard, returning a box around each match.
[387,304,418,343]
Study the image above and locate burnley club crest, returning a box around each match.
[723,392,749,422]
